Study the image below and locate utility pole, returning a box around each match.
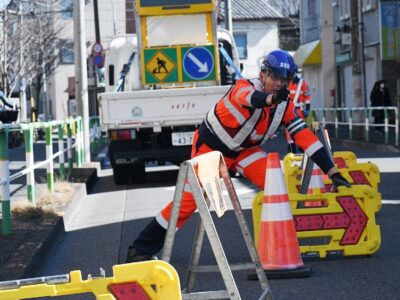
[350,0,364,137]
[73,0,91,163]
[224,0,232,34]
[358,0,367,107]
[93,0,100,43]
[111,0,117,36]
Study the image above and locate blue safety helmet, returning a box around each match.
[260,50,297,81]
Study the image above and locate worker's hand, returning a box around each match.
[303,109,310,118]
[271,86,290,105]
[330,172,351,191]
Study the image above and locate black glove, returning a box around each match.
[330,172,351,191]
[272,86,290,105]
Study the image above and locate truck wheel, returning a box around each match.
[131,160,146,183]
[113,165,129,185]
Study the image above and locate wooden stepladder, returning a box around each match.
[161,151,273,300]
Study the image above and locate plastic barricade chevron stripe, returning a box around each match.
[253,185,381,258]
[283,152,380,196]
[0,261,182,300]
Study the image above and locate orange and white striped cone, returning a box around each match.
[304,162,326,207]
[249,152,311,280]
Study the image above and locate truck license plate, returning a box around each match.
[172,132,194,146]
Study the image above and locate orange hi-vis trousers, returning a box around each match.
[155,130,269,229]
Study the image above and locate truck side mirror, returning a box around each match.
[109,65,115,86]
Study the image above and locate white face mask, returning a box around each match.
[380,83,385,89]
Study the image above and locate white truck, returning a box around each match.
[98,2,240,184]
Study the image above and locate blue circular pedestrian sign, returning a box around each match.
[182,46,215,81]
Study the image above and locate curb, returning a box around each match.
[331,138,400,153]
[21,183,89,278]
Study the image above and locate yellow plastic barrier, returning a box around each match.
[0,261,182,300]
[283,151,358,173]
[332,151,358,168]
[253,185,381,258]
[283,154,380,196]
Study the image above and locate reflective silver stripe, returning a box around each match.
[249,78,263,91]
[224,96,246,125]
[250,131,264,141]
[235,86,254,106]
[261,101,287,143]
[286,118,303,131]
[238,151,266,168]
[156,213,170,230]
[293,78,303,105]
[287,119,306,135]
[305,140,323,156]
[236,166,244,175]
[206,104,262,150]
[288,121,307,135]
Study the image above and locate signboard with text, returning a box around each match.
[381,1,400,60]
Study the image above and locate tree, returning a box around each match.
[0,0,71,119]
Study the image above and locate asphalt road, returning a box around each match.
[29,135,400,300]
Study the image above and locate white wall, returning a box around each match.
[233,20,279,78]
[50,0,126,119]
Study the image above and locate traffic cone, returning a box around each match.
[304,161,326,207]
[249,152,311,280]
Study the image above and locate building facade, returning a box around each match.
[219,0,284,78]
[297,0,400,115]
[50,0,127,120]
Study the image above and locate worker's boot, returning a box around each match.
[125,217,166,263]
[126,246,155,263]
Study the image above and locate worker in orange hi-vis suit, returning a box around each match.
[285,71,312,153]
[125,50,351,263]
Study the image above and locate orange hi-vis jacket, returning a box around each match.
[198,78,333,173]
[157,78,335,229]
[288,76,311,115]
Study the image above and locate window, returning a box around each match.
[362,0,376,12]
[233,33,247,59]
[60,40,74,64]
[339,0,350,20]
[59,0,73,19]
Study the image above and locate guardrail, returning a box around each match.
[311,106,399,146]
[0,117,83,235]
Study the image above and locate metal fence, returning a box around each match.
[0,117,84,235]
[311,106,399,146]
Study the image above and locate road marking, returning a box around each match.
[382,200,400,204]
[358,157,400,173]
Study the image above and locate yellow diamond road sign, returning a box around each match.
[145,51,176,81]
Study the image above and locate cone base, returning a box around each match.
[247,265,312,280]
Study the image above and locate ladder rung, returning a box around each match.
[182,290,230,299]
[191,262,259,273]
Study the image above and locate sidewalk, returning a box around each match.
[0,164,99,281]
